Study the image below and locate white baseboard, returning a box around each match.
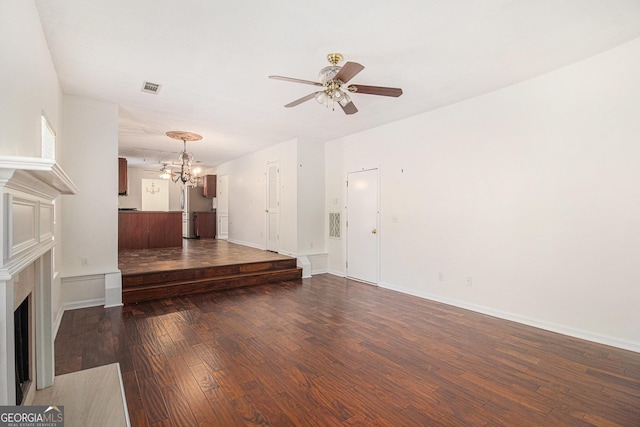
[305,253,328,277]
[53,305,64,340]
[62,298,105,311]
[227,238,265,250]
[327,269,345,277]
[104,271,122,308]
[297,256,312,278]
[378,281,640,354]
[53,298,105,340]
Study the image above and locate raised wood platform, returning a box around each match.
[119,239,302,303]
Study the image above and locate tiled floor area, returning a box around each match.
[32,363,129,427]
[118,239,294,275]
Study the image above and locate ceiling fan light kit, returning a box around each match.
[159,165,173,180]
[269,52,403,115]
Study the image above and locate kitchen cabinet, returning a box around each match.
[118,211,182,250]
[203,174,217,198]
[194,211,216,239]
[118,157,128,195]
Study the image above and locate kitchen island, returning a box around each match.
[118,211,182,250]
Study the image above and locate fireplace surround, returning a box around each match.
[0,156,77,405]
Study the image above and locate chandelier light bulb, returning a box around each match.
[160,167,173,180]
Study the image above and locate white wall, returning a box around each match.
[0,0,62,158]
[214,139,298,254]
[325,37,640,351]
[60,96,119,305]
[297,141,326,256]
[325,141,346,275]
[118,167,184,211]
[141,179,169,211]
[1,1,121,315]
[0,0,68,323]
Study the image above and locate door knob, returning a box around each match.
[371,229,377,234]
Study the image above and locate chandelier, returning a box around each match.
[164,131,202,186]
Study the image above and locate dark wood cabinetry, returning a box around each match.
[203,174,217,198]
[118,211,147,250]
[118,211,182,250]
[148,213,183,248]
[194,211,216,238]
[118,157,128,195]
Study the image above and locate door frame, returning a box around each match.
[216,174,229,239]
[346,166,380,285]
[265,160,280,252]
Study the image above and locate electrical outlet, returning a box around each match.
[81,257,89,266]
[465,276,472,287]
[438,272,444,282]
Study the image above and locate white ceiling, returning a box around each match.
[35,0,640,171]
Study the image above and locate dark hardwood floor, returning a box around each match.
[118,239,302,303]
[55,274,640,426]
[118,239,296,275]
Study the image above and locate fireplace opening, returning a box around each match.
[14,297,30,405]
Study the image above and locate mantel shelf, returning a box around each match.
[0,155,78,195]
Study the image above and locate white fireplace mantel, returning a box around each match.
[1,156,77,405]
[0,156,78,196]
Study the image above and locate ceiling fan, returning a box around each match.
[157,162,179,179]
[269,53,403,115]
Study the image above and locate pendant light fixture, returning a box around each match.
[165,131,202,186]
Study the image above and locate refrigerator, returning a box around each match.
[181,186,212,238]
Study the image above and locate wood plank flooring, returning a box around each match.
[118,239,295,275]
[119,239,301,303]
[55,274,640,426]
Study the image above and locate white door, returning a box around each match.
[347,168,379,284]
[217,174,229,239]
[266,161,280,252]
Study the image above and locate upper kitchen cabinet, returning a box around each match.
[203,174,217,198]
[118,157,128,195]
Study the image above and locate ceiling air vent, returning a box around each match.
[141,81,161,94]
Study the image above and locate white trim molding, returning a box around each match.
[0,156,77,405]
[378,281,640,354]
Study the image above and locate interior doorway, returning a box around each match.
[346,168,379,284]
[217,174,229,239]
[265,161,280,252]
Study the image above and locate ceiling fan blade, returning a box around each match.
[348,84,403,97]
[340,101,358,115]
[334,62,364,84]
[269,75,323,86]
[285,92,319,108]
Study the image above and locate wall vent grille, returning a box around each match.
[329,212,341,239]
[141,81,161,94]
